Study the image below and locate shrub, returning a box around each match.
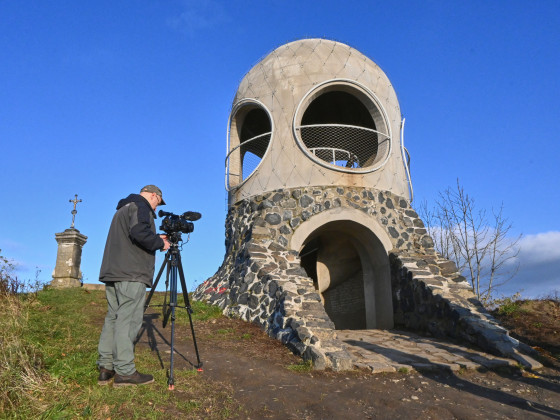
[0,250,22,295]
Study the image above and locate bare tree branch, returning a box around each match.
[418,179,521,304]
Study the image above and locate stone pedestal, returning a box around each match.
[51,228,88,288]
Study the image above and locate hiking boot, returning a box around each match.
[98,367,115,385]
[113,371,154,387]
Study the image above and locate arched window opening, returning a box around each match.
[227,104,272,189]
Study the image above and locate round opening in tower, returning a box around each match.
[226,101,273,189]
[294,81,391,173]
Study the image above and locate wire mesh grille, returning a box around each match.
[297,124,385,169]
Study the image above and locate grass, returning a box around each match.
[491,292,560,367]
[0,287,237,419]
[286,360,313,373]
[0,293,51,417]
[146,292,223,323]
[492,294,526,317]
[3,285,559,417]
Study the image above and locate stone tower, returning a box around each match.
[51,228,87,288]
[194,39,536,370]
[52,194,87,288]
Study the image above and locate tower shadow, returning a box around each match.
[345,339,560,419]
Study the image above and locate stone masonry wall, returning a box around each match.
[389,251,538,366]
[193,186,538,370]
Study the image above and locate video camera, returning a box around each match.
[158,210,201,243]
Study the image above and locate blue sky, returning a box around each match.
[1,0,558,298]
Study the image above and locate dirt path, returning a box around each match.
[137,311,560,419]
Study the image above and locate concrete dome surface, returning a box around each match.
[226,38,408,202]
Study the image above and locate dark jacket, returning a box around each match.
[99,194,164,286]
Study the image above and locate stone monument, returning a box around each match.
[51,194,87,288]
[194,39,537,370]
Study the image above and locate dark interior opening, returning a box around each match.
[302,91,376,129]
[300,238,319,290]
[240,108,271,158]
[299,91,380,168]
[230,106,272,182]
[299,232,366,330]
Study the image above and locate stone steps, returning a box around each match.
[392,251,542,370]
[337,329,523,374]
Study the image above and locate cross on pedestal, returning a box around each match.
[69,194,82,229]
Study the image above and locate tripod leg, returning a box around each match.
[177,253,203,370]
[168,304,176,390]
[162,260,171,327]
[163,252,177,329]
[177,253,190,311]
[145,254,169,311]
[165,251,179,389]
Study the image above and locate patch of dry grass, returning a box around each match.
[1,288,239,419]
[0,292,60,416]
[492,294,560,367]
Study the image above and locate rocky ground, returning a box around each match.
[137,306,560,420]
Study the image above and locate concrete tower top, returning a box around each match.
[226,38,409,204]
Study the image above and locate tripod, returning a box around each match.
[144,238,202,390]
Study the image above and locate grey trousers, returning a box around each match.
[97,281,146,376]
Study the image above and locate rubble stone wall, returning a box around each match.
[193,186,534,369]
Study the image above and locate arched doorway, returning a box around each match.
[295,217,394,330]
[300,231,366,329]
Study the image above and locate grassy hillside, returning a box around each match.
[0,288,234,419]
[1,287,559,418]
[490,295,560,368]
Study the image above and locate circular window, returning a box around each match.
[293,80,391,173]
[226,101,273,190]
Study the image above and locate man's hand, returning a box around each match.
[160,234,170,251]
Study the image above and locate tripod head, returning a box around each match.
[166,231,184,247]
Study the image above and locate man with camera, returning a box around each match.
[96,185,170,387]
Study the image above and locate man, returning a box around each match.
[97,185,170,386]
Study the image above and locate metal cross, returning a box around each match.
[69,194,82,228]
